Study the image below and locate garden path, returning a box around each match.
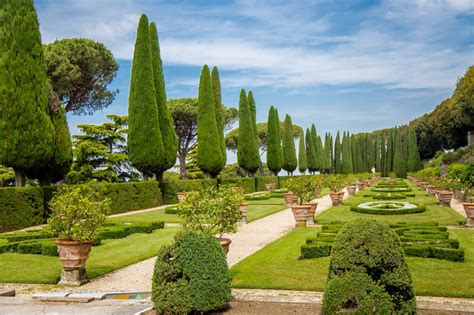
[450,197,467,218]
[71,190,348,293]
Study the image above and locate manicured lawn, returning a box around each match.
[229,227,474,297]
[247,204,288,222]
[246,197,285,205]
[0,227,179,284]
[111,207,184,224]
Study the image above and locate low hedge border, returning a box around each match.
[218,177,255,194]
[0,187,44,233]
[255,176,278,191]
[350,202,426,215]
[244,193,271,201]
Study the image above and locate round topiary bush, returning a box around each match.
[152,230,231,313]
[351,201,425,215]
[323,219,416,314]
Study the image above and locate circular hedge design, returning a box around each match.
[373,187,412,193]
[351,201,425,215]
[372,192,407,200]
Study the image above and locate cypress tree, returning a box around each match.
[298,128,307,174]
[316,135,327,173]
[380,133,387,177]
[311,124,320,171]
[211,66,227,165]
[282,114,297,175]
[274,108,283,174]
[237,89,259,175]
[393,128,407,178]
[149,22,177,180]
[197,65,223,177]
[128,14,163,179]
[0,0,55,186]
[324,133,332,173]
[334,131,342,174]
[356,137,364,173]
[330,134,334,173]
[386,129,395,173]
[341,132,353,174]
[407,128,422,172]
[350,135,357,172]
[266,106,282,175]
[248,91,257,139]
[305,128,317,174]
[375,136,381,172]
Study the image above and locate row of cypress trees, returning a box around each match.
[128,14,178,180]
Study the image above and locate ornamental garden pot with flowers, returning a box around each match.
[463,190,474,227]
[326,175,345,206]
[283,192,297,207]
[177,185,243,254]
[285,178,314,227]
[433,176,454,207]
[46,185,110,286]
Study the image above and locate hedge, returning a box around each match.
[218,177,255,193]
[255,176,278,191]
[160,179,217,204]
[350,202,426,215]
[0,187,44,233]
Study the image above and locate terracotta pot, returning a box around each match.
[176,192,187,202]
[357,183,365,191]
[217,237,232,254]
[240,202,249,224]
[463,203,474,227]
[284,192,297,207]
[347,186,357,196]
[329,192,341,206]
[426,185,437,196]
[55,240,93,271]
[302,201,318,225]
[437,191,453,207]
[291,205,310,227]
[364,180,371,187]
[265,183,277,191]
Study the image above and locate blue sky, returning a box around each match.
[35,0,473,163]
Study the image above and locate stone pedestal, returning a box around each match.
[58,268,88,286]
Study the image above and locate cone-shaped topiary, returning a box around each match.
[317,135,328,173]
[247,90,257,139]
[334,131,342,174]
[0,0,55,186]
[128,14,163,178]
[211,66,227,163]
[386,129,395,174]
[393,128,408,178]
[237,89,259,175]
[282,114,297,175]
[341,132,353,174]
[266,106,282,175]
[380,133,387,176]
[311,124,320,171]
[407,128,421,172]
[298,128,307,174]
[306,128,317,174]
[197,65,224,177]
[149,22,177,180]
[375,135,381,172]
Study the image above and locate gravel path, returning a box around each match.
[72,191,346,293]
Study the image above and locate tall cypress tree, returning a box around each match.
[386,129,395,174]
[149,22,177,180]
[393,128,407,178]
[407,128,422,172]
[311,124,320,171]
[128,14,163,179]
[380,133,387,177]
[306,128,317,174]
[329,134,334,173]
[316,135,327,173]
[266,106,282,175]
[282,114,297,175]
[197,65,223,177]
[350,135,357,172]
[237,89,259,175]
[334,131,342,174]
[248,90,257,141]
[211,66,227,166]
[324,133,332,173]
[298,128,307,174]
[375,136,381,172]
[342,132,353,174]
[0,0,55,186]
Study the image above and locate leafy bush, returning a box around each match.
[152,230,231,313]
[404,245,464,262]
[323,219,416,314]
[0,187,44,232]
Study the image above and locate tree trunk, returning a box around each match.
[143,174,149,181]
[156,171,164,182]
[179,154,187,179]
[15,168,26,187]
[39,175,52,187]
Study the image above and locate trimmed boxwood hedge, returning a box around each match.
[255,176,278,191]
[244,193,271,201]
[350,202,426,215]
[0,187,44,233]
[160,179,217,204]
[218,177,255,194]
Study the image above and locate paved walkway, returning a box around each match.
[66,191,347,293]
[451,197,467,218]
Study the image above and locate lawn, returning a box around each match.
[111,207,184,224]
[247,204,288,222]
[0,227,179,284]
[229,227,474,297]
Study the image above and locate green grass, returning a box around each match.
[0,227,179,284]
[110,208,184,224]
[229,227,474,297]
[247,204,288,222]
[246,197,285,205]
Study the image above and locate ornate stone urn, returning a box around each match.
[357,183,366,191]
[302,201,318,225]
[330,192,341,206]
[437,191,454,207]
[217,237,232,254]
[463,203,474,227]
[239,202,249,224]
[284,192,297,207]
[347,186,357,196]
[55,240,93,286]
[291,205,311,228]
[426,185,437,196]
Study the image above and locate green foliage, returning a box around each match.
[46,185,110,241]
[341,132,353,174]
[317,135,329,173]
[218,177,255,193]
[43,38,118,115]
[178,185,243,238]
[248,91,257,138]
[159,178,217,204]
[152,230,231,313]
[149,22,177,177]
[282,115,297,174]
[447,163,473,189]
[298,128,307,173]
[0,187,44,232]
[350,201,426,215]
[237,89,260,175]
[211,66,227,163]
[394,128,408,178]
[334,131,342,174]
[407,128,422,172]
[0,165,15,187]
[255,176,279,191]
[128,14,163,177]
[325,219,416,313]
[283,177,314,205]
[0,0,55,185]
[266,106,283,175]
[311,125,320,171]
[197,65,224,177]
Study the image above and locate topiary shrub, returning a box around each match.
[152,230,231,313]
[0,187,44,232]
[323,219,416,314]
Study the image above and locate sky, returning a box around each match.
[35,0,473,164]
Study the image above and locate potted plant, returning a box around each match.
[177,185,243,254]
[169,177,189,202]
[326,175,344,206]
[433,177,454,207]
[284,178,314,227]
[46,185,110,286]
[283,192,298,207]
[462,188,474,227]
